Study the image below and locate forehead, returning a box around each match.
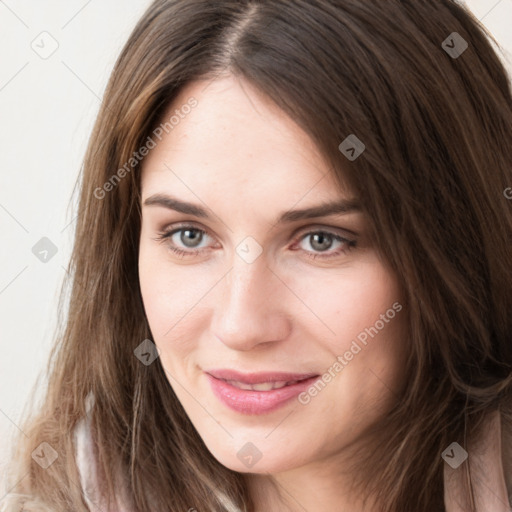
[140,75,349,206]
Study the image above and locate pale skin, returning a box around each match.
[138,75,409,511]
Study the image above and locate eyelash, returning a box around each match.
[152,223,357,260]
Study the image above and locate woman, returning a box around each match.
[2,0,512,510]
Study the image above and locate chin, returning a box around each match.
[207,443,306,475]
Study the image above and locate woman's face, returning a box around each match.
[138,75,408,475]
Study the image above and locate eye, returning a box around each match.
[292,229,357,260]
[152,224,357,260]
[152,224,213,258]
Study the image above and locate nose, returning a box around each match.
[211,253,291,352]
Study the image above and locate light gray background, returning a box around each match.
[1,0,511,486]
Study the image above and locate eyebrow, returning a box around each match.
[143,193,362,223]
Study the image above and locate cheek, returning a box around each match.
[317,263,406,395]
[139,244,168,333]
[138,242,210,370]
[337,266,405,372]
[288,261,402,343]
[139,238,192,328]
[139,244,183,349]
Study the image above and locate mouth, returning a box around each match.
[205,370,320,415]
[216,376,314,391]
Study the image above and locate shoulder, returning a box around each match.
[73,392,107,511]
[73,402,99,510]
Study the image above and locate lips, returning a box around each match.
[205,369,320,415]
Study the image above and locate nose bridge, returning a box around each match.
[223,253,271,322]
[212,250,289,350]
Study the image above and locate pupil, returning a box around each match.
[181,229,202,248]
[311,233,332,251]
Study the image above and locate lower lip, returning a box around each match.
[205,374,319,415]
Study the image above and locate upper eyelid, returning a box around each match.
[294,224,358,239]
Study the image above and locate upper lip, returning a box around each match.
[205,369,319,384]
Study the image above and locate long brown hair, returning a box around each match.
[2,1,512,510]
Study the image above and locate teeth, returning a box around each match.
[226,380,300,391]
